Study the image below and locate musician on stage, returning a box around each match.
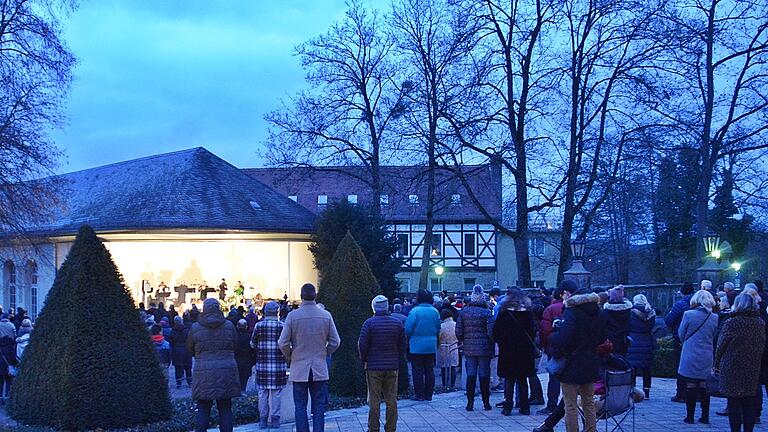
[218,278,228,301]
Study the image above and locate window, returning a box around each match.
[4,261,16,312]
[430,277,442,291]
[464,278,476,291]
[317,194,328,205]
[430,233,442,256]
[28,261,38,319]
[347,194,358,204]
[288,195,298,202]
[529,238,546,257]
[451,194,461,205]
[380,194,389,206]
[463,233,476,256]
[397,277,411,292]
[409,194,419,204]
[249,200,262,210]
[397,234,409,258]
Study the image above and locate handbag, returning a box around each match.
[546,356,567,377]
[706,369,724,398]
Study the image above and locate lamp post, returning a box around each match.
[563,238,591,290]
[695,232,723,285]
[731,262,741,288]
[434,265,444,291]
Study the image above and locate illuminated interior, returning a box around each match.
[55,235,317,308]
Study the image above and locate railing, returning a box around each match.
[594,284,684,315]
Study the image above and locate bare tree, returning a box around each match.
[0,0,75,237]
[655,0,768,259]
[264,0,404,215]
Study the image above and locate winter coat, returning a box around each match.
[455,302,494,357]
[277,300,341,382]
[235,328,255,378]
[494,309,536,379]
[627,306,656,369]
[0,336,17,371]
[15,333,30,362]
[549,292,606,385]
[405,303,441,355]
[358,312,406,371]
[168,324,192,367]
[0,320,16,340]
[602,300,633,356]
[678,307,718,380]
[438,318,459,368]
[187,304,241,400]
[540,299,564,354]
[665,294,693,341]
[152,335,171,366]
[715,310,766,397]
[251,316,287,389]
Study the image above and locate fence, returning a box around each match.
[594,283,684,315]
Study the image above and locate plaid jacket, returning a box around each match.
[251,317,287,389]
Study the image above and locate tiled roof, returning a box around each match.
[17,147,316,237]
[243,165,502,223]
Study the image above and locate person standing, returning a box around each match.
[150,324,171,380]
[627,294,656,399]
[278,283,341,432]
[219,278,228,302]
[678,289,718,425]
[665,282,696,402]
[358,295,406,432]
[235,319,255,394]
[456,285,494,411]
[15,319,32,361]
[716,293,766,432]
[493,289,536,416]
[602,285,633,356]
[549,281,606,432]
[187,298,240,432]
[251,301,287,429]
[438,308,459,390]
[405,289,441,402]
[538,284,565,415]
[168,316,193,389]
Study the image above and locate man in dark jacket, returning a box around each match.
[664,282,695,402]
[358,295,406,432]
[168,316,192,388]
[538,284,566,415]
[548,281,606,432]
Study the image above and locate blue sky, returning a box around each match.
[53,0,383,173]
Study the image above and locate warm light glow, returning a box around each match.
[711,249,721,259]
[731,262,742,271]
[434,265,444,276]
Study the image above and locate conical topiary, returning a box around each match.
[320,231,379,397]
[8,225,172,429]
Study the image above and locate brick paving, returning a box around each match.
[234,374,768,432]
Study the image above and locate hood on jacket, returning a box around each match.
[564,292,600,308]
[632,305,656,321]
[199,298,226,329]
[603,299,633,312]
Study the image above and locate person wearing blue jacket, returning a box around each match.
[664,282,695,402]
[405,289,441,401]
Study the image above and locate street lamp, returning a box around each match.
[433,265,444,291]
[731,262,742,288]
[731,262,741,272]
[570,239,586,260]
[703,232,721,255]
[564,238,591,290]
[695,232,723,285]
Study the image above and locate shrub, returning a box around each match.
[309,201,403,300]
[8,225,172,429]
[320,232,378,397]
[652,336,677,378]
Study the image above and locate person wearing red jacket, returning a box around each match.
[538,283,566,415]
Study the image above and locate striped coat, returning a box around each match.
[251,317,288,389]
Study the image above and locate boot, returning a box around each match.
[683,387,695,424]
[259,418,268,429]
[269,415,280,428]
[501,399,513,416]
[480,377,492,411]
[698,388,710,424]
[465,375,476,411]
[643,387,650,400]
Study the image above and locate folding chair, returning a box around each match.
[598,369,635,432]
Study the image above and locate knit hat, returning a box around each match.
[20,318,32,328]
[237,319,248,329]
[471,284,485,303]
[264,301,280,316]
[558,279,580,296]
[608,285,625,303]
[371,295,389,313]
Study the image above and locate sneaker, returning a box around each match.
[537,407,554,415]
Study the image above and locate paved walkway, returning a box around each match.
[234,375,768,432]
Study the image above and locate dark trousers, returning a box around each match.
[546,373,561,409]
[195,399,233,432]
[0,373,11,399]
[293,378,329,432]
[674,339,685,398]
[238,366,251,393]
[410,354,435,400]
[504,376,529,411]
[543,398,566,428]
[174,364,192,386]
[634,367,652,390]
[529,373,543,401]
[729,396,757,432]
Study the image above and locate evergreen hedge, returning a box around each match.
[8,225,172,429]
[320,232,378,397]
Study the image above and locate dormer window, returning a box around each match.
[380,194,389,206]
[249,200,262,210]
[451,194,461,205]
[409,194,419,204]
[288,195,298,202]
[317,195,328,205]
[348,194,358,204]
